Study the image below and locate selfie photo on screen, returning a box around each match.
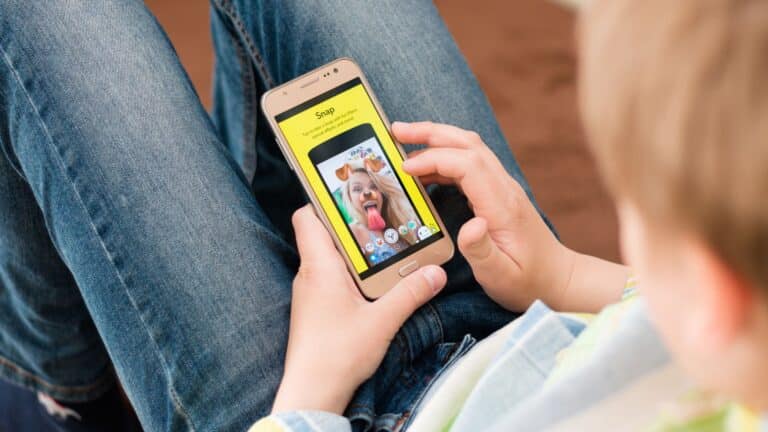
[313,126,434,266]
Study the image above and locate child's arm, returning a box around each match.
[394,121,628,313]
[559,250,630,312]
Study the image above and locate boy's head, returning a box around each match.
[579,0,768,407]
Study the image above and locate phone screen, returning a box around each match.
[275,78,444,279]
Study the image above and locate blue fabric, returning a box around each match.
[0,1,548,431]
[449,301,583,432]
[488,301,669,431]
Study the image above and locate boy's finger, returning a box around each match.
[458,217,518,283]
[401,148,471,178]
[392,121,477,149]
[403,148,427,159]
[402,148,502,213]
[291,205,341,265]
[401,149,459,186]
[415,174,457,186]
[373,265,447,334]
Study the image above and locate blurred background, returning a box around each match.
[145,0,619,261]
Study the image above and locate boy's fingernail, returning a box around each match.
[392,121,406,129]
[423,266,444,294]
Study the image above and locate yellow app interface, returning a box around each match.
[276,78,443,279]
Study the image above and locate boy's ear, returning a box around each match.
[687,240,753,352]
[335,164,351,181]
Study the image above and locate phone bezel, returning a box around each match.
[261,58,454,299]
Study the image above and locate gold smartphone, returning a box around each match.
[261,58,454,299]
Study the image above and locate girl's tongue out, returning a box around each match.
[365,205,386,231]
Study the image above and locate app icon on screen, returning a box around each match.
[384,229,399,244]
[417,226,431,241]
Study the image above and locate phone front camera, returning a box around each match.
[333,68,338,73]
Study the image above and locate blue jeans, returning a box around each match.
[0,1,551,431]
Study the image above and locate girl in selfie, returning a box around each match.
[336,155,418,263]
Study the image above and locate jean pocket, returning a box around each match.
[399,334,477,431]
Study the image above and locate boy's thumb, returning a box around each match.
[458,217,508,276]
[374,265,446,333]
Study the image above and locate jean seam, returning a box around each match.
[235,28,257,173]
[424,302,445,343]
[394,331,409,373]
[0,354,113,396]
[211,1,259,178]
[0,44,196,431]
[211,0,275,88]
[0,109,27,181]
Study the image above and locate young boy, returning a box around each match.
[255,0,768,430]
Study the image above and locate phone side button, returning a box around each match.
[398,260,419,277]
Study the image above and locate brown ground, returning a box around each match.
[146,0,620,262]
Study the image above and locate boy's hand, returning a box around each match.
[272,205,447,415]
[393,121,575,312]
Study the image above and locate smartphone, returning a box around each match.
[261,58,454,299]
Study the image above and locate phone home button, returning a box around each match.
[398,260,419,277]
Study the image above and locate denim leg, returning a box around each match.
[0,134,115,401]
[0,2,297,430]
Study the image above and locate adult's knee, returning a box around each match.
[0,0,207,166]
[0,1,188,115]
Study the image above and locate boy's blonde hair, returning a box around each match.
[580,0,768,289]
